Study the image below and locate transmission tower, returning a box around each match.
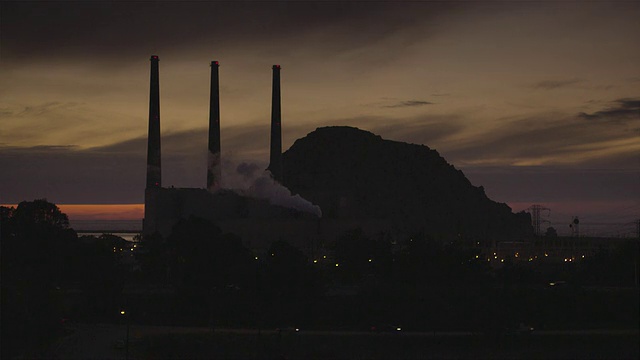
[527,204,551,236]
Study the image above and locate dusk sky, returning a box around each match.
[1,1,638,235]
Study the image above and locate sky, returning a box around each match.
[1,1,638,236]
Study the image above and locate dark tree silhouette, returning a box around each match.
[137,232,169,282]
[1,200,77,358]
[263,240,320,327]
[165,216,254,325]
[545,226,558,238]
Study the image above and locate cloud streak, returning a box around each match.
[441,105,640,167]
[579,98,640,121]
[382,100,433,108]
[0,121,318,204]
[0,2,452,64]
[531,78,584,90]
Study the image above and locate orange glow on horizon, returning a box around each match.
[1,204,144,221]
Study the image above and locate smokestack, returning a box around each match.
[146,55,161,188]
[269,64,283,183]
[207,60,221,192]
[144,55,161,236]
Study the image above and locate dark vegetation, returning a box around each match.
[1,200,127,358]
[2,200,638,358]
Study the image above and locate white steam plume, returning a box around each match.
[221,159,322,217]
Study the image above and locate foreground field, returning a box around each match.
[53,324,639,359]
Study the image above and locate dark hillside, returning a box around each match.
[282,126,531,240]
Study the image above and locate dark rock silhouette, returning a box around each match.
[282,126,532,240]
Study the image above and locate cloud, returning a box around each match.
[0,144,145,204]
[0,102,81,119]
[619,99,640,108]
[382,100,433,108]
[2,108,638,209]
[531,78,584,90]
[1,2,453,64]
[0,120,319,204]
[16,102,78,116]
[442,106,640,167]
[0,127,207,204]
[0,100,142,148]
[315,110,626,165]
[313,113,465,149]
[369,118,463,148]
[579,97,640,121]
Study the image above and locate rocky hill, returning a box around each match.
[282,126,532,241]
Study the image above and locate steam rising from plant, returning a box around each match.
[221,159,322,217]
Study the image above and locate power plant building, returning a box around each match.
[142,56,320,253]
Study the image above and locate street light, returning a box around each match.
[120,309,130,360]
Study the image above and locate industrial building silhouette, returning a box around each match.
[142,56,319,252]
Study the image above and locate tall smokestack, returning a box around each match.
[146,55,161,188]
[269,64,283,183]
[144,55,161,236]
[207,60,221,192]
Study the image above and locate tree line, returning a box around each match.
[1,200,637,358]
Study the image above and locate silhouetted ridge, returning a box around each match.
[283,126,532,240]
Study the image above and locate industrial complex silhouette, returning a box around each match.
[142,56,320,253]
[141,55,533,254]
